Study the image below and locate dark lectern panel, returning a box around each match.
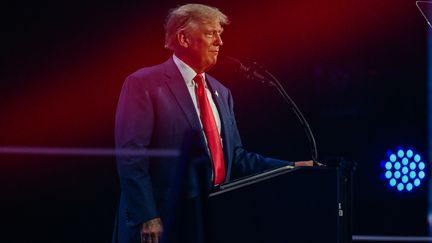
[208,167,338,243]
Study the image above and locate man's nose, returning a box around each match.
[214,33,223,46]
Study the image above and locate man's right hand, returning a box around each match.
[294,160,324,167]
[140,217,163,243]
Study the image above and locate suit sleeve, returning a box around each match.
[226,90,294,178]
[115,75,159,226]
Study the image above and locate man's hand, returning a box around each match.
[140,217,163,243]
[294,160,313,167]
[294,160,324,167]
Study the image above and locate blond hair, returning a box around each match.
[164,3,229,50]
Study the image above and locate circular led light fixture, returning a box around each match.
[383,147,427,192]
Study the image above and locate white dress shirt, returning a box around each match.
[172,54,222,136]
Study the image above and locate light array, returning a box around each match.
[383,148,426,192]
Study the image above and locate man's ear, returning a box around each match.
[177,31,189,48]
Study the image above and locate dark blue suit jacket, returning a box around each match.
[113,57,292,242]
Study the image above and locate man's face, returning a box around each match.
[183,20,224,72]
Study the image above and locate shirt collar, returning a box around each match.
[172,54,206,87]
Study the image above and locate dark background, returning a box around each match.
[0,0,428,242]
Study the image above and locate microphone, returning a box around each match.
[222,56,271,84]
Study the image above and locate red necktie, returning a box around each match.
[194,74,226,185]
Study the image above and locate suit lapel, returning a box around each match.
[163,58,202,131]
[163,58,231,183]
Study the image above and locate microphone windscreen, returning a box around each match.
[220,56,249,73]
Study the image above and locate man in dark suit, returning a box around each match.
[113,3,313,243]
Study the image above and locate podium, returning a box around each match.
[207,165,353,243]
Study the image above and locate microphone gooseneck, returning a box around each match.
[222,56,319,165]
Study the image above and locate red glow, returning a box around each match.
[0,0,421,147]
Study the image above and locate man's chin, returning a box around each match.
[202,58,217,72]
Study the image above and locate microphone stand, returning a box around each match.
[250,65,319,165]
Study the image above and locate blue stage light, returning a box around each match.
[394,162,401,170]
[419,171,426,179]
[398,150,405,158]
[407,149,414,158]
[406,183,413,191]
[419,162,426,170]
[383,147,427,192]
[385,162,392,170]
[394,171,401,179]
[385,171,392,179]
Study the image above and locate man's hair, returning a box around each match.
[164,3,229,50]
